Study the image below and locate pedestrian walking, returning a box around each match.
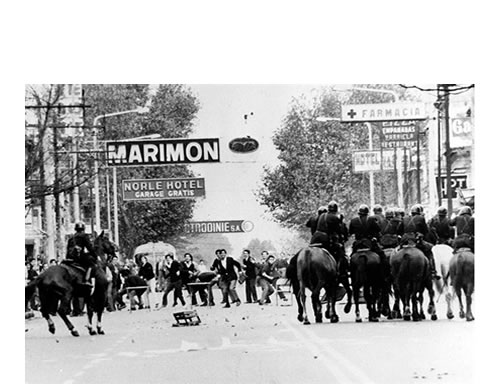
[138,255,157,309]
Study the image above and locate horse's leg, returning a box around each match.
[329,283,339,323]
[391,283,402,319]
[465,283,474,321]
[353,283,362,323]
[311,285,322,323]
[85,298,97,335]
[295,292,304,323]
[57,296,79,337]
[411,285,420,321]
[340,275,352,313]
[456,286,465,319]
[402,286,412,321]
[96,310,105,334]
[300,284,310,325]
[426,279,437,321]
[445,287,455,319]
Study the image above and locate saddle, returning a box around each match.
[61,259,86,273]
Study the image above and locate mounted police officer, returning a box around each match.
[428,206,455,246]
[380,208,404,249]
[450,206,474,252]
[348,204,381,252]
[401,205,438,278]
[66,221,97,287]
[312,201,348,277]
[306,205,328,238]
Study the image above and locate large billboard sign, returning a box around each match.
[341,102,427,122]
[123,177,205,201]
[353,149,417,172]
[106,138,220,166]
[184,220,254,234]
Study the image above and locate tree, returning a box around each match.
[84,84,201,257]
[245,238,276,259]
[175,233,233,265]
[257,85,407,236]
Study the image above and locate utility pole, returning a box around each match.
[436,86,442,207]
[416,122,421,202]
[443,85,453,217]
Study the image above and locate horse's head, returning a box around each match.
[94,231,116,261]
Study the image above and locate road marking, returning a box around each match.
[283,319,376,384]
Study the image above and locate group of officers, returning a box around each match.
[306,201,475,279]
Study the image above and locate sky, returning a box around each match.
[183,85,320,254]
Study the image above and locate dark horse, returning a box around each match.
[286,246,338,325]
[25,232,111,337]
[390,246,437,321]
[350,248,383,322]
[449,248,474,321]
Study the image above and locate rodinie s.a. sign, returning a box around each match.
[106,138,220,166]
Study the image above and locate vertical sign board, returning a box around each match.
[436,175,468,198]
[450,117,473,148]
[106,138,220,166]
[380,120,419,148]
[60,84,84,137]
[123,178,206,201]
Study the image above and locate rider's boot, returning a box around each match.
[428,253,440,280]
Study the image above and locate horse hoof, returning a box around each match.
[86,326,97,336]
[431,314,438,321]
[97,327,105,335]
[459,311,465,319]
[48,324,55,334]
[466,315,475,322]
[324,311,331,319]
[420,313,426,320]
[316,317,323,323]
[330,315,339,323]
[396,312,403,319]
[369,317,379,322]
[447,312,454,320]
[403,315,411,321]
[297,315,304,323]
[71,329,80,337]
[344,303,352,314]
[355,317,362,323]
[303,320,311,325]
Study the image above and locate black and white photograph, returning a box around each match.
[24,83,477,383]
[12,2,498,383]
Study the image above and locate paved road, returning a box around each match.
[25,289,475,384]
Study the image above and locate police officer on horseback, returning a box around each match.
[450,206,474,252]
[348,204,385,261]
[379,207,404,249]
[311,201,348,277]
[429,206,455,246]
[66,221,97,288]
[401,205,439,279]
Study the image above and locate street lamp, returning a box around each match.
[111,133,161,246]
[92,107,149,236]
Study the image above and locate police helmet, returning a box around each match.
[410,205,422,215]
[358,204,369,215]
[317,206,328,215]
[459,206,472,215]
[74,221,85,231]
[327,200,339,212]
[385,208,395,219]
[396,207,405,217]
[373,204,383,215]
[437,206,448,216]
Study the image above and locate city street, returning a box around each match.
[25,288,475,384]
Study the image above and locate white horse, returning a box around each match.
[432,244,455,319]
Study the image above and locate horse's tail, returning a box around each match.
[399,252,411,282]
[301,247,313,288]
[356,253,368,285]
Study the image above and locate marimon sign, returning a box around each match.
[123,178,205,201]
[106,138,220,166]
[184,220,254,234]
[341,102,427,122]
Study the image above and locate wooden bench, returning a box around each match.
[172,310,201,327]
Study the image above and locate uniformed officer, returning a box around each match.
[450,206,475,252]
[66,222,97,286]
[428,206,455,246]
[348,204,381,253]
[401,205,438,278]
[380,208,404,249]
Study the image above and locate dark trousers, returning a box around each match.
[188,284,208,305]
[162,280,185,306]
[245,277,258,303]
[220,279,239,305]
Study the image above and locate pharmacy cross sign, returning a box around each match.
[341,102,427,122]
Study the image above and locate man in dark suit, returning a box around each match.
[211,249,241,308]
